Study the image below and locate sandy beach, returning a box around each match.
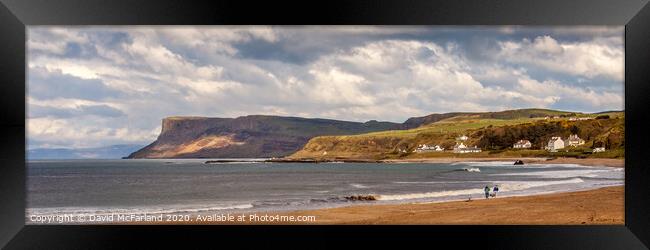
[281,186,623,225]
[539,158,624,168]
[137,185,623,225]
[382,157,624,168]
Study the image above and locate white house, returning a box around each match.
[414,144,444,153]
[453,142,481,153]
[456,135,469,141]
[513,139,532,149]
[566,134,585,147]
[545,137,565,152]
[592,147,606,153]
[570,117,593,121]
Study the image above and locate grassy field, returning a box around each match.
[341,117,539,138]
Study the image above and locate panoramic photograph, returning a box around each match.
[26,26,624,225]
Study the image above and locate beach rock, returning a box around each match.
[344,195,377,201]
[462,167,481,172]
[514,160,524,165]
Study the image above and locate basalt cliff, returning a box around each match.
[126,115,400,158]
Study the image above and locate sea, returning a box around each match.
[26,159,624,224]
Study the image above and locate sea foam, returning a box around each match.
[376,178,585,201]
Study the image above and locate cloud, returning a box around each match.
[26,26,624,149]
[28,67,123,101]
[515,76,623,111]
[495,35,623,81]
[27,117,160,149]
[29,104,125,118]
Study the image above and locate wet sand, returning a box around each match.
[539,158,624,168]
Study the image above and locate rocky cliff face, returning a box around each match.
[126,115,400,158]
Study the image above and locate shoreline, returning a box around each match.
[206,157,624,168]
[383,157,624,168]
[110,185,623,225]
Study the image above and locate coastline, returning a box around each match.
[265,157,624,168]
[129,185,623,225]
[384,157,624,168]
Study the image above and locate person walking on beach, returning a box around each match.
[484,185,490,199]
[492,185,499,197]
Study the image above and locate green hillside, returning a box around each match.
[398,108,575,129]
[290,110,624,160]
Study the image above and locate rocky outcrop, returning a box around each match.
[344,195,378,201]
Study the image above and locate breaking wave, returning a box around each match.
[375,178,585,201]
[350,183,369,188]
[493,169,620,179]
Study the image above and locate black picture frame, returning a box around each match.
[1,0,649,249]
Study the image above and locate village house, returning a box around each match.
[566,134,585,147]
[513,139,532,149]
[545,137,565,152]
[414,144,444,153]
[569,117,595,121]
[592,147,606,153]
[453,142,481,153]
[456,135,469,141]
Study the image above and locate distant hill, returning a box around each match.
[399,108,576,129]
[126,115,400,158]
[290,110,624,159]
[28,144,145,160]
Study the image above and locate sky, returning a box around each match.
[27,26,624,149]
